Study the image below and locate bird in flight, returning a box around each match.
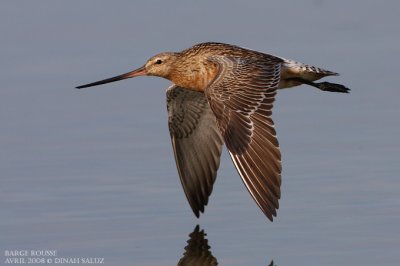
[77,42,349,221]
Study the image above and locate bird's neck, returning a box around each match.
[168,58,219,92]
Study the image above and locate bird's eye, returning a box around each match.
[155,59,162,64]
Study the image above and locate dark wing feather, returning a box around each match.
[167,85,224,217]
[205,55,283,221]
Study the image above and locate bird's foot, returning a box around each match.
[317,82,350,93]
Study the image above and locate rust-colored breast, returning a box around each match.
[169,58,219,92]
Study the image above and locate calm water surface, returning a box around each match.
[1,1,399,265]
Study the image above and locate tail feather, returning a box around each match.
[281,58,339,82]
[279,58,348,92]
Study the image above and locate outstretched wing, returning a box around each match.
[167,85,224,217]
[205,55,283,221]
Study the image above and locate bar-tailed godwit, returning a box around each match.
[77,42,349,221]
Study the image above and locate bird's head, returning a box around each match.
[76,52,178,89]
[144,52,178,78]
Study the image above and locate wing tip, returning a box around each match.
[192,207,204,218]
[265,211,278,222]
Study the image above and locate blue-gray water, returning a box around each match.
[1,1,399,265]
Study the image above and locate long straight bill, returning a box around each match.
[76,66,147,89]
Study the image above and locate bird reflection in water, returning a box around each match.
[178,225,275,266]
[178,225,217,266]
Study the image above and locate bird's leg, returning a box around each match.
[288,78,350,93]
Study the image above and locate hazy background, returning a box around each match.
[1,1,399,265]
